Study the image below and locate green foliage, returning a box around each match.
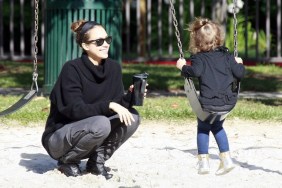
[225,15,267,57]
[2,0,35,29]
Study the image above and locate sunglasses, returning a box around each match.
[86,36,112,46]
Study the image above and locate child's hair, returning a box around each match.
[71,20,102,47]
[188,17,225,54]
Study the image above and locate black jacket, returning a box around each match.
[181,47,245,112]
[42,54,131,152]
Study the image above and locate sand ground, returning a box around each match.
[0,119,281,188]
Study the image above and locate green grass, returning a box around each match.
[233,98,282,121]
[0,95,281,125]
[0,61,44,88]
[0,61,281,92]
[135,97,282,122]
[121,63,282,92]
[0,96,49,125]
[0,61,282,125]
[122,64,184,91]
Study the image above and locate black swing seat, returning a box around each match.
[0,89,37,117]
[184,78,237,124]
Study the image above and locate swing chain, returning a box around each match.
[169,0,184,59]
[233,0,238,57]
[32,0,39,92]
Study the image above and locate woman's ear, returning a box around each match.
[81,43,89,51]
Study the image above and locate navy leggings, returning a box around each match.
[47,108,140,164]
[197,118,230,154]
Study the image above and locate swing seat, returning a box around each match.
[0,89,37,117]
[184,78,230,124]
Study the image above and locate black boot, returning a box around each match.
[86,162,113,180]
[57,161,81,177]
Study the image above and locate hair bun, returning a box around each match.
[71,20,87,32]
[201,19,209,26]
[190,17,210,31]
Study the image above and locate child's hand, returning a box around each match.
[235,57,243,64]
[176,58,186,70]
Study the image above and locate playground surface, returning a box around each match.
[0,119,281,188]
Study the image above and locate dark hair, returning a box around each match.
[71,20,103,46]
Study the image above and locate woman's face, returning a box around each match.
[82,26,110,62]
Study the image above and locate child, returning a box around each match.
[176,17,245,175]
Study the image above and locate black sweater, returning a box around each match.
[42,54,131,151]
[181,47,245,111]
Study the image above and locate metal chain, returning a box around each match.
[169,0,238,58]
[233,0,238,57]
[32,0,39,91]
[169,0,184,59]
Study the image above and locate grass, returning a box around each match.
[0,61,44,88]
[122,63,282,92]
[0,61,282,92]
[0,61,282,125]
[0,96,49,125]
[135,97,282,122]
[0,95,281,125]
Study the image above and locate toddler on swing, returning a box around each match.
[176,17,245,175]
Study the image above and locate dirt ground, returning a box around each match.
[0,119,281,188]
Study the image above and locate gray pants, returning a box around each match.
[47,108,140,164]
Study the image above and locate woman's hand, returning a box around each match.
[235,57,243,64]
[109,102,135,126]
[144,84,148,98]
[128,85,134,92]
[128,84,148,98]
[176,58,186,70]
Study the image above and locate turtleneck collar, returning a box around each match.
[81,53,107,82]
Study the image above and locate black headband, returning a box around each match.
[79,21,100,44]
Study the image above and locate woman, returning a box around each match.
[41,20,142,179]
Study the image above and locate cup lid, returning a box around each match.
[133,72,149,79]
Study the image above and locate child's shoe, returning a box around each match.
[197,154,210,174]
[216,151,236,175]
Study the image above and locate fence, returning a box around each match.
[0,0,282,64]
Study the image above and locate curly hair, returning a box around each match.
[188,17,225,54]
